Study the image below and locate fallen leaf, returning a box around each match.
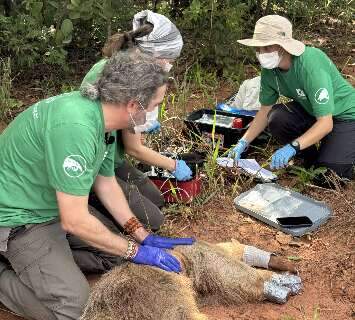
[287,256,302,261]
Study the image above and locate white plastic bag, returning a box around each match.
[133,10,183,59]
[227,76,261,111]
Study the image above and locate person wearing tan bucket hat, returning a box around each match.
[229,15,355,180]
[237,15,305,56]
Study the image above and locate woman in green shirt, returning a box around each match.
[82,10,192,231]
[230,15,355,180]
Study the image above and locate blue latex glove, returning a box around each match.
[228,138,249,160]
[270,144,296,170]
[132,245,181,273]
[142,234,196,249]
[144,120,161,134]
[171,160,192,181]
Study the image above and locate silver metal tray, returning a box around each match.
[234,183,332,236]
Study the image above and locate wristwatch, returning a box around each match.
[290,140,300,153]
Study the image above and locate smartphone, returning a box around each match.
[276,216,313,228]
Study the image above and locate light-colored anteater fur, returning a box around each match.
[81,239,295,320]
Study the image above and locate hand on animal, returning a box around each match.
[270,144,296,169]
[131,244,181,273]
[142,234,196,249]
[171,160,192,181]
[228,138,249,160]
[145,120,161,134]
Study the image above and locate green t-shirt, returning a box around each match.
[80,58,108,89]
[0,91,115,227]
[81,58,125,166]
[260,46,355,120]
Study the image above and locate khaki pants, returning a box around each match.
[0,207,125,320]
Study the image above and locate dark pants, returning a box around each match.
[267,102,355,179]
[90,160,165,231]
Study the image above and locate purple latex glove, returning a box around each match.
[142,234,196,249]
[132,245,181,273]
[271,144,296,169]
[171,160,192,181]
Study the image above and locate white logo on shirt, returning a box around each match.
[45,97,56,104]
[103,151,108,160]
[45,92,72,104]
[315,88,329,104]
[32,104,39,119]
[63,155,87,178]
[296,89,306,98]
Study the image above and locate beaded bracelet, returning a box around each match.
[124,217,144,235]
[124,218,143,234]
[123,240,138,260]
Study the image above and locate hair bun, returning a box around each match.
[80,83,100,100]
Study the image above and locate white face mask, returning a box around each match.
[133,107,159,133]
[256,51,283,69]
[129,101,147,133]
[162,62,173,72]
[130,111,147,133]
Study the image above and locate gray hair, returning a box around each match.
[81,50,168,107]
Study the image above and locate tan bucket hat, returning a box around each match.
[237,15,305,56]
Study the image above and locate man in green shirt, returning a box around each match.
[0,51,194,320]
[229,15,355,179]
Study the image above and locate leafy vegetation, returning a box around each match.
[290,165,328,191]
[173,0,252,79]
[0,0,137,72]
[0,58,22,123]
[1,0,352,81]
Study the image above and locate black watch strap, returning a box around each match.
[290,140,300,153]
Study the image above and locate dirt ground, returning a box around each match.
[171,183,355,320]
[0,181,353,320]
